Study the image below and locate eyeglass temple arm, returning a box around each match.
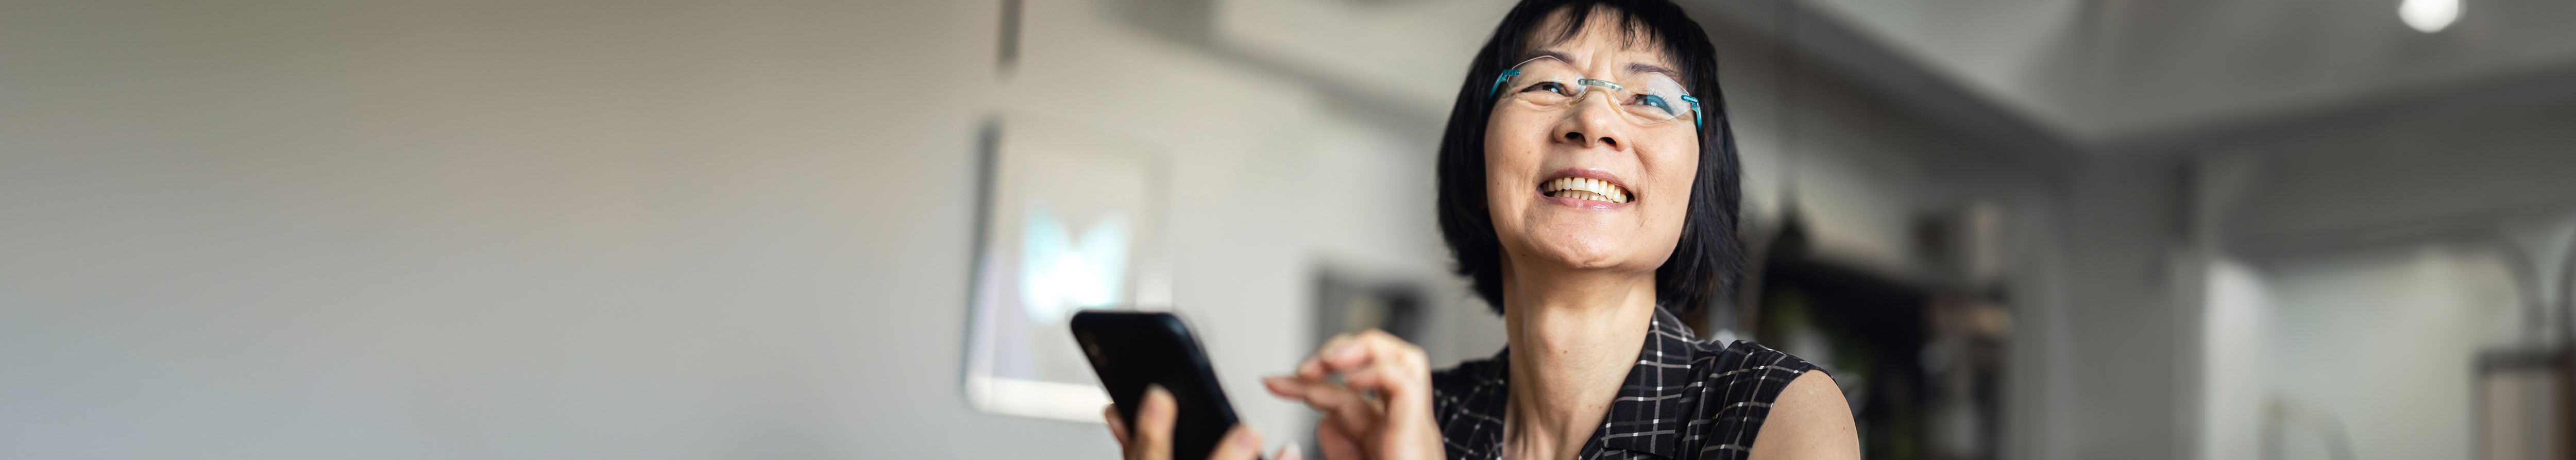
[1684,95,1702,130]
[1492,70,1707,130]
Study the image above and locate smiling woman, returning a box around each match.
[1100,1,1858,459]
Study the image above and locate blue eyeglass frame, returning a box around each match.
[1489,69,1703,130]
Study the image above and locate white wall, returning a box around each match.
[0,1,1000,457]
[0,0,1460,457]
[2173,71,2576,460]
[2196,257,2270,460]
[2256,243,2524,460]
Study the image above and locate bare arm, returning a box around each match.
[1744,371,1859,460]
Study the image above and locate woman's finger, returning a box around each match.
[1301,331,1417,390]
[1340,366,1386,393]
[1346,331,1447,460]
[1299,333,1359,380]
[1131,385,1177,460]
[1205,424,1264,460]
[1311,336,1371,375]
[1265,376,1381,434]
[1318,330,1432,413]
[1261,374,1307,399]
[1313,331,1418,380]
[1274,442,1303,460]
[1282,330,1442,460]
[1103,404,1133,453]
[1313,418,1366,460]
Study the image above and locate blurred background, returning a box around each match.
[3,0,2571,459]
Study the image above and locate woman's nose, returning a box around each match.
[1554,93,1627,150]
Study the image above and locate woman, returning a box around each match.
[1106,1,1859,459]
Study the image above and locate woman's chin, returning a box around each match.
[1520,237,1647,272]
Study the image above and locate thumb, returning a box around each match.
[1133,385,1176,460]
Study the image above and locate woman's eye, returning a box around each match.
[1631,94,1674,114]
[1522,81,1570,96]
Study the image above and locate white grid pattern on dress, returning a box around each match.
[1429,308,1820,460]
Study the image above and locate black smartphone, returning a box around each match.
[1070,310,1249,460]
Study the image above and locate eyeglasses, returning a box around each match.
[1487,56,1702,129]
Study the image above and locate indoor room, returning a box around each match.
[3,1,2569,459]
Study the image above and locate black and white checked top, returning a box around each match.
[1428,307,1823,460]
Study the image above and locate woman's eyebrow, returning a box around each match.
[1522,49,1573,63]
[1627,62,1679,77]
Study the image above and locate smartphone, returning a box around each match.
[1070,310,1249,460]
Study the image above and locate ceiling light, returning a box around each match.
[2399,0,2460,33]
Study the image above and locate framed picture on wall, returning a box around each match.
[961,113,1172,422]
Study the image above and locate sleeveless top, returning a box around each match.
[1427,307,1823,460]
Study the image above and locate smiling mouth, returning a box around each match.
[1541,177,1631,203]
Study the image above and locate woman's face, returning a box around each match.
[1483,11,1699,278]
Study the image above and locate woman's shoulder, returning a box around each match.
[1688,338,1821,378]
[1673,339,1852,460]
[1673,338,1827,417]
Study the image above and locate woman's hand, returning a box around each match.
[1104,385,1296,460]
[1263,330,1444,460]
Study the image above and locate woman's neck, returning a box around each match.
[1498,264,1659,460]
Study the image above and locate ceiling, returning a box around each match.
[1176,0,2576,156]
[1788,0,2576,152]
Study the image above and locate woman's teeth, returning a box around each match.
[1541,177,1630,203]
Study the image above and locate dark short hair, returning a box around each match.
[1435,0,1742,315]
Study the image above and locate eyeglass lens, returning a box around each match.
[1498,57,1692,124]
